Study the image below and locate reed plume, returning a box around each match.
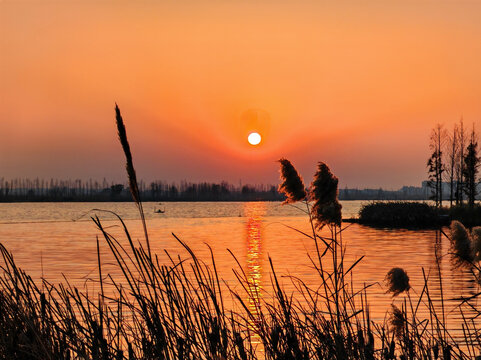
[309,162,342,228]
[389,305,406,338]
[115,104,140,204]
[278,158,306,204]
[385,267,410,296]
[471,226,481,261]
[449,221,473,262]
[115,104,151,258]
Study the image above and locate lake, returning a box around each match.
[0,200,479,345]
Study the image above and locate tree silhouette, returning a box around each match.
[444,123,459,207]
[455,118,466,204]
[427,124,446,207]
[462,127,480,207]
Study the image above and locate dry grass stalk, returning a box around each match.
[449,220,474,263]
[389,305,406,338]
[471,226,481,261]
[309,162,342,228]
[115,104,140,205]
[114,104,151,259]
[385,267,410,297]
[278,158,306,204]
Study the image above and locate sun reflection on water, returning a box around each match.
[243,202,266,346]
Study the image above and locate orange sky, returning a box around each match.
[1,1,481,188]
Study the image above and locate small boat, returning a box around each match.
[154,207,165,214]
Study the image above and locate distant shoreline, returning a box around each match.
[0,179,443,203]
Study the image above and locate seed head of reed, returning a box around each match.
[449,220,474,263]
[389,305,405,338]
[278,158,307,204]
[385,267,410,297]
[309,162,342,228]
[471,226,481,261]
[115,104,140,205]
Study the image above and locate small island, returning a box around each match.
[350,202,481,229]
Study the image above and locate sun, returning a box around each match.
[248,132,261,146]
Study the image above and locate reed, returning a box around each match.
[449,220,474,263]
[385,268,411,297]
[115,104,151,260]
[278,158,307,204]
[309,162,342,229]
[470,227,481,261]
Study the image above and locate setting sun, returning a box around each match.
[248,132,261,146]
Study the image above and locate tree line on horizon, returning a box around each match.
[427,118,480,208]
[0,175,435,202]
[0,178,284,202]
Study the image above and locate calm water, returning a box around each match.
[0,201,479,343]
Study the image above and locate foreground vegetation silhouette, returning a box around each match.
[0,105,480,359]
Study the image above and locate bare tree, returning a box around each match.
[444,123,459,207]
[427,124,447,207]
[463,125,480,207]
[455,118,466,204]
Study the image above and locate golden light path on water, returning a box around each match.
[244,202,264,348]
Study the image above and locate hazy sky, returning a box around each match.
[2,1,481,188]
